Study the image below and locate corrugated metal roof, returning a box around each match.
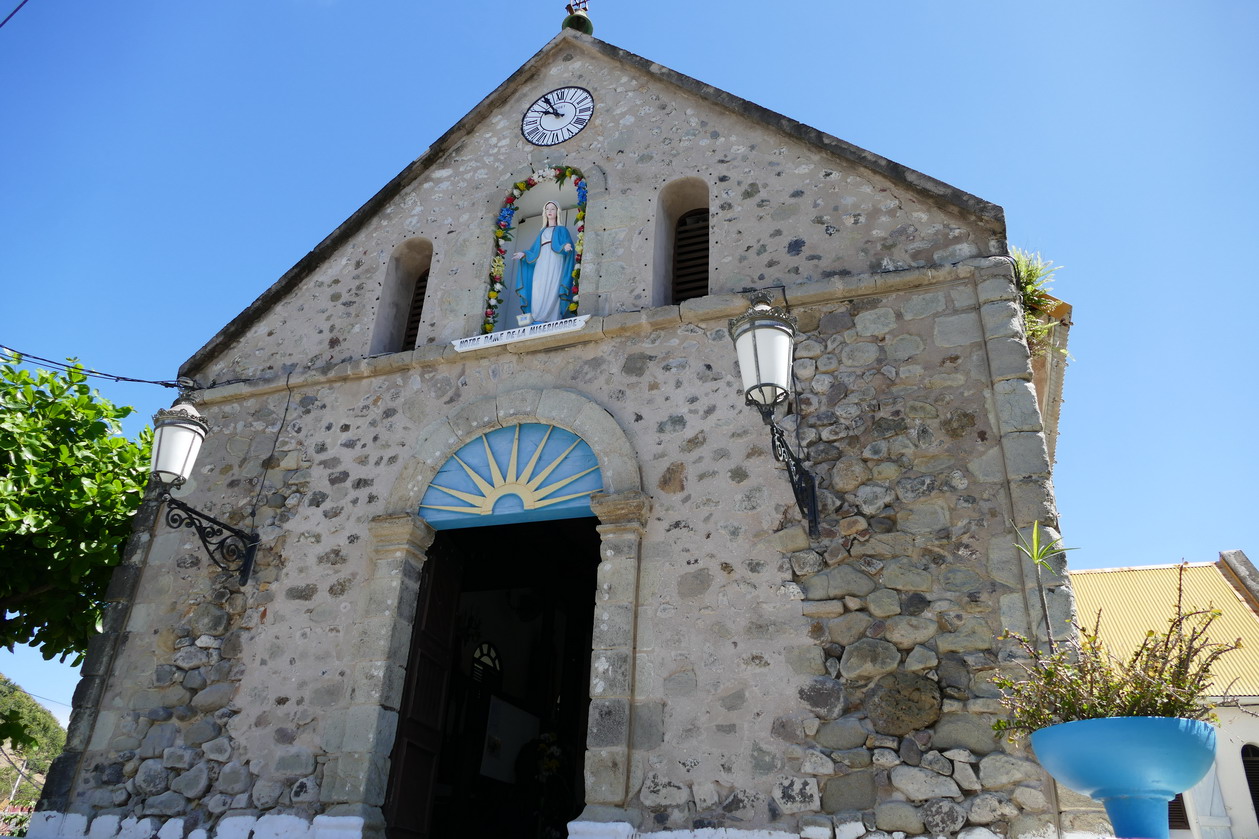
[1069,562,1259,697]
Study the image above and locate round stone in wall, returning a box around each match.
[921,798,967,834]
[865,672,941,736]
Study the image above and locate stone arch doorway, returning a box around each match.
[363,391,648,838]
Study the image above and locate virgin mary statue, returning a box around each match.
[512,201,576,324]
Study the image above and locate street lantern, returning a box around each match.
[150,400,208,486]
[730,293,798,410]
[729,292,820,537]
[150,396,258,584]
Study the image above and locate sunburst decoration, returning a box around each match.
[420,423,602,529]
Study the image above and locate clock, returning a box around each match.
[521,86,595,146]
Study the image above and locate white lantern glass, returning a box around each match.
[151,401,208,486]
[730,303,797,406]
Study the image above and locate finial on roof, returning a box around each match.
[562,0,594,35]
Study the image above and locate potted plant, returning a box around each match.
[993,524,1241,839]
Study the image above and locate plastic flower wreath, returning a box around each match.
[482,166,587,333]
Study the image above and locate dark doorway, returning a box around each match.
[384,517,600,839]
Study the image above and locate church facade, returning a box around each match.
[34,26,1082,839]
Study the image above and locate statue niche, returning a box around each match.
[484,169,587,334]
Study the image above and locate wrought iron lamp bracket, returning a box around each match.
[157,481,258,585]
[751,399,820,538]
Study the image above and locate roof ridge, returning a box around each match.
[1069,562,1214,574]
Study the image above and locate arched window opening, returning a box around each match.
[1243,744,1259,819]
[371,238,433,354]
[654,177,709,306]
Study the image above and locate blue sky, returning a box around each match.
[2,1,1256,725]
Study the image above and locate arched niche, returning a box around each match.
[654,176,710,306]
[371,237,433,354]
[497,183,582,330]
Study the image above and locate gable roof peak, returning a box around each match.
[180,27,1003,379]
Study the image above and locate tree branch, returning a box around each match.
[0,582,59,613]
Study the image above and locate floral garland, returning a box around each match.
[484,166,588,333]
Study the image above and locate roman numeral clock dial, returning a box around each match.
[521,86,595,146]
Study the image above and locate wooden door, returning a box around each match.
[383,541,459,839]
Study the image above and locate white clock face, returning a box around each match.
[521,86,595,147]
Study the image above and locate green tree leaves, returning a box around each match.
[0,357,151,664]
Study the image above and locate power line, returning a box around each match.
[1,673,72,711]
[6,686,70,710]
[0,346,184,390]
[0,0,31,31]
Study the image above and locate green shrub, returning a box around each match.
[994,563,1240,739]
[1011,247,1063,358]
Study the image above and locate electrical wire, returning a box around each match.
[0,748,42,790]
[1,346,279,393]
[0,346,184,389]
[4,686,71,709]
[0,0,31,31]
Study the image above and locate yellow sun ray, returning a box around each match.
[420,483,486,507]
[534,488,599,508]
[534,465,601,498]
[481,434,505,487]
[421,502,488,514]
[505,424,522,483]
[526,438,584,490]
[451,453,495,496]
[518,425,554,484]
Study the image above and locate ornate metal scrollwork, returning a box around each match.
[754,403,820,539]
[161,492,258,584]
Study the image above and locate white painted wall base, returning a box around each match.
[31,812,1127,839]
[28,812,365,839]
[566,822,637,839]
[566,824,799,839]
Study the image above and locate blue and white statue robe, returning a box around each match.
[516,224,576,323]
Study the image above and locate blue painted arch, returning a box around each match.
[419,423,602,530]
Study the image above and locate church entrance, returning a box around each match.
[383,517,600,839]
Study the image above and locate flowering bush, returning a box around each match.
[483,166,587,333]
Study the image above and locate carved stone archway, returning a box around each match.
[340,389,647,832]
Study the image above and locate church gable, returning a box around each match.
[181,30,1005,387]
[40,22,1083,839]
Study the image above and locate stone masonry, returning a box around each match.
[34,29,1074,839]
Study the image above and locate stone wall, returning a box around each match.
[36,262,1070,839]
[34,30,1072,839]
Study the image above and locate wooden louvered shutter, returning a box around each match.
[1168,793,1191,830]
[671,208,708,304]
[400,269,430,351]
